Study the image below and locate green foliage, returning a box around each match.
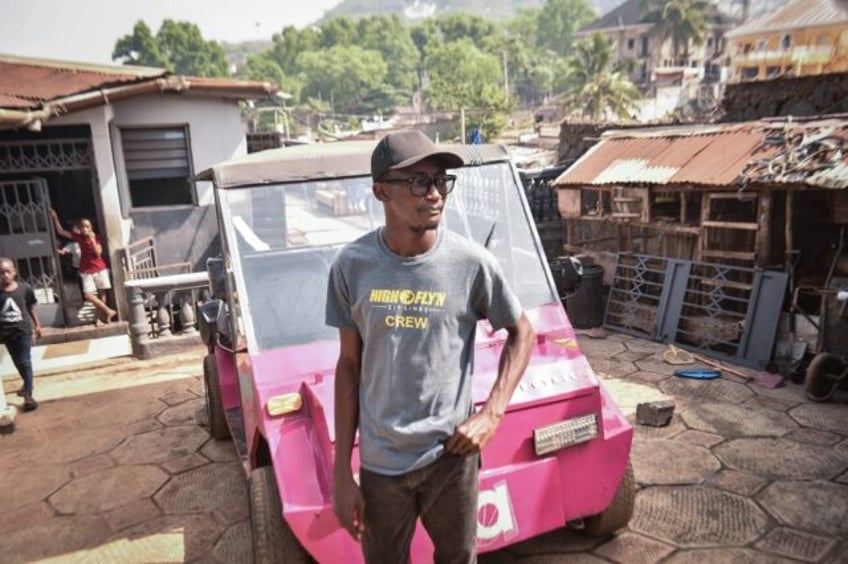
[237,54,304,101]
[268,26,320,76]
[535,0,596,57]
[157,20,229,77]
[505,8,542,51]
[113,19,228,77]
[425,39,513,139]
[297,45,389,114]
[640,0,709,59]
[318,16,359,47]
[410,19,445,61]
[356,15,421,93]
[561,33,641,121]
[112,21,169,69]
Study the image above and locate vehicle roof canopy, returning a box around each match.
[196,140,512,189]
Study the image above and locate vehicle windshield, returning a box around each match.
[217,161,557,352]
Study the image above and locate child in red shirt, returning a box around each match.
[50,210,117,327]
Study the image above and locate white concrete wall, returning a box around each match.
[110,94,246,210]
[50,94,249,315]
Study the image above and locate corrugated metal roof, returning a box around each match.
[0,54,278,130]
[555,118,847,189]
[0,55,165,110]
[726,0,848,37]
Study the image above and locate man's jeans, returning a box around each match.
[3,333,33,397]
[359,452,479,564]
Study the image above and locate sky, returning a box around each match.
[0,0,342,65]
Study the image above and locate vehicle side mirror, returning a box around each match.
[198,299,224,347]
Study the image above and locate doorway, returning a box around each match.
[0,125,103,327]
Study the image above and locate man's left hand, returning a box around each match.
[445,410,501,455]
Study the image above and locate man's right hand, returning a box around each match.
[333,474,366,541]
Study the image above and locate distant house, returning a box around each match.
[576,0,738,89]
[725,0,848,82]
[575,0,738,120]
[0,54,276,328]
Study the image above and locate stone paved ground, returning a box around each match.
[1,334,846,563]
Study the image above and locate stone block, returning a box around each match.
[636,400,675,427]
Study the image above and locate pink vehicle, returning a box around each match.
[197,141,634,563]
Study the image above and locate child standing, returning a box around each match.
[50,210,117,327]
[0,257,41,411]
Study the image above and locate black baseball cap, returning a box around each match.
[371,130,465,181]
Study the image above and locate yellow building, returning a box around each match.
[726,0,848,82]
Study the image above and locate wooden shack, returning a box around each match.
[553,116,847,360]
[553,116,848,284]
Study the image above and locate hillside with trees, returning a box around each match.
[322,0,623,21]
[113,0,758,140]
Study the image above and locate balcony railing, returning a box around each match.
[124,271,210,358]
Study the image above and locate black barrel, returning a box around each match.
[565,264,604,329]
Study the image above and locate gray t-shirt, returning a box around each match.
[326,228,522,475]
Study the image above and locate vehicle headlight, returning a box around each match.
[533,414,599,456]
[266,392,303,416]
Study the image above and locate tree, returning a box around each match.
[318,16,358,48]
[297,45,388,114]
[430,13,501,49]
[113,19,228,77]
[357,15,421,95]
[156,20,229,77]
[641,0,709,62]
[268,26,320,76]
[410,19,445,61]
[535,0,596,57]
[112,21,168,68]
[237,53,303,100]
[561,33,641,121]
[424,39,513,140]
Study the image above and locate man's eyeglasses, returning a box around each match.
[379,174,457,197]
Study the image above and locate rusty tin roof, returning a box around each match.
[0,55,166,109]
[0,54,277,129]
[555,118,848,189]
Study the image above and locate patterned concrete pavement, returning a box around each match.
[1,333,846,563]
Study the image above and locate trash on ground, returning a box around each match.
[663,345,695,365]
[674,368,721,380]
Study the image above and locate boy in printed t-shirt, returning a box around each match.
[50,209,117,327]
[0,257,41,411]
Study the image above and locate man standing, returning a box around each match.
[326,130,535,563]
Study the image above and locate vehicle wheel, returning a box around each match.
[582,459,635,536]
[204,354,230,440]
[249,466,312,564]
[805,353,846,402]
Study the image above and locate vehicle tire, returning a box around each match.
[582,459,635,536]
[805,353,846,402]
[204,354,230,440]
[249,466,312,564]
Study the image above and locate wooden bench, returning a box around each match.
[119,236,192,281]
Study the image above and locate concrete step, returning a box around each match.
[0,330,132,379]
